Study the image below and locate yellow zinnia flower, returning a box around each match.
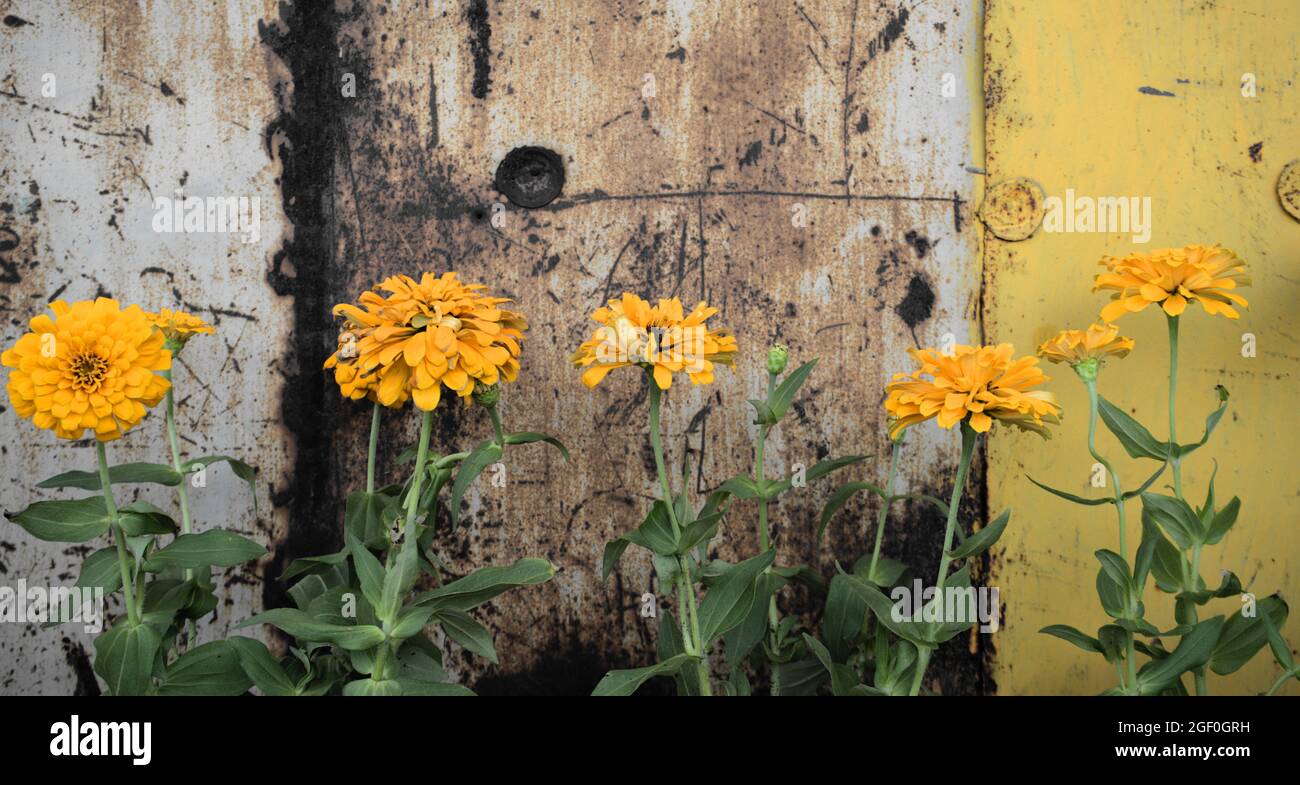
[146,308,215,349]
[2,298,171,441]
[1094,244,1249,322]
[884,343,1060,440]
[1037,323,1134,366]
[324,272,526,411]
[571,293,738,390]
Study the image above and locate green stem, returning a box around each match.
[868,440,903,580]
[97,442,139,626]
[366,402,381,494]
[162,371,199,647]
[1266,671,1294,696]
[1166,314,1183,498]
[488,403,506,448]
[1084,379,1128,559]
[1126,637,1137,694]
[646,373,709,695]
[909,422,978,696]
[374,409,434,682]
[646,380,681,536]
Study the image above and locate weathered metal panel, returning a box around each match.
[3,0,983,694]
[984,0,1299,695]
[0,1,287,694]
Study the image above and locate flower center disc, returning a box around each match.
[71,352,109,392]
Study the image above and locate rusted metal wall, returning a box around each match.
[2,0,983,695]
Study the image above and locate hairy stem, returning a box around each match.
[1167,314,1183,498]
[162,371,198,647]
[909,423,978,696]
[97,442,139,626]
[647,375,709,695]
[868,439,902,581]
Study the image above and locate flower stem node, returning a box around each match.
[766,343,789,375]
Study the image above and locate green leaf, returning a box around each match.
[774,656,827,696]
[1026,476,1114,506]
[717,475,762,500]
[344,490,401,550]
[623,500,678,556]
[76,547,123,593]
[1040,624,1103,654]
[156,640,251,696]
[850,575,936,648]
[116,501,177,537]
[947,509,1011,560]
[747,398,777,425]
[803,633,861,696]
[1203,497,1240,546]
[503,431,570,461]
[145,529,266,572]
[1143,512,1187,593]
[6,497,111,543]
[765,454,868,498]
[390,605,436,640]
[280,550,349,583]
[1141,492,1203,549]
[1135,616,1225,695]
[449,439,504,529]
[676,510,723,555]
[1097,396,1169,460]
[1208,595,1288,676]
[696,549,776,644]
[227,636,299,696]
[768,359,817,420]
[1174,385,1229,458]
[345,530,386,616]
[381,541,419,623]
[183,455,258,510]
[93,621,161,696]
[1261,605,1296,672]
[37,462,182,490]
[724,573,778,667]
[434,609,498,663]
[413,558,554,612]
[823,573,869,661]
[591,653,698,696]
[601,538,630,581]
[238,608,386,651]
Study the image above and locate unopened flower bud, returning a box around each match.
[766,344,789,375]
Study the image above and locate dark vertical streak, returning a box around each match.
[466,0,492,99]
[428,64,439,149]
[259,1,350,610]
[841,0,860,199]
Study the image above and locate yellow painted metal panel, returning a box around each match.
[984,0,1299,694]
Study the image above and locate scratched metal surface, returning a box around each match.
[1,0,983,695]
[0,1,286,695]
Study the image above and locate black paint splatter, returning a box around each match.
[467,0,492,99]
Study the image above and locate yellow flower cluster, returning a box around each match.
[571,293,738,390]
[1094,244,1249,321]
[884,344,1060,440]
[2,298,172,441]
[325,272,527,411]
